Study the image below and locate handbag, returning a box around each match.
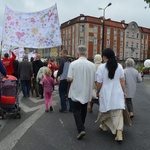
[123,104,132,127]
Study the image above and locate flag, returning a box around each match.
[2,4,62,48]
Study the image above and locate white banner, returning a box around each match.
[0,26,2,42]
[2,4,62,48]
[28,50,36,61]
[13,47,24,60]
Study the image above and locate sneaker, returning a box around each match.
[50,107,53,111]
[59,109,67,113]
[99,123,108,131]
[77,131,86,140]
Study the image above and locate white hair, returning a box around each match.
[125,58,135,67]
[77,45,87,55]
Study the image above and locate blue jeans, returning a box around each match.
[59,80,68,110]
[21,80,31,97]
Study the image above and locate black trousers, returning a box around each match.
[72,100,88,133]
[126,98,133,112]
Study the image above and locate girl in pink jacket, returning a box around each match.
[42,69,55,112]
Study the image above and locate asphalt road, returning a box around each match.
[0,75,150,150]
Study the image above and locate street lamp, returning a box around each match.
[98,3,112,55]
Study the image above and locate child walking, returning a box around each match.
[42,69,55,112]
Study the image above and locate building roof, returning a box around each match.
[61,14,150,33]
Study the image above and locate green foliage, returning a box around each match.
[136,64,144,72]
[145,0,150,3]
[144,0,150,7]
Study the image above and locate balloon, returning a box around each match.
[53,70,58,78]
[144,59,150,68]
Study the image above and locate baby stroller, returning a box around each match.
[0,75,21,119]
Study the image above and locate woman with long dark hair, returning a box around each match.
[95,48,125,142]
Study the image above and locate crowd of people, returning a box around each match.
[0,45,143,142]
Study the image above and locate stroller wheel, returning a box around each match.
[18,114,21,119]
[18,107,21,111]
[2,113,5,119]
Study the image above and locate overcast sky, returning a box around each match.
[0,0,150,28]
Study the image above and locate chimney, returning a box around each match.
[121,20,125,24]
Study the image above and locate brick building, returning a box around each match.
[60,14,150,61]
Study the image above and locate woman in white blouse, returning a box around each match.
[96,48,125,142]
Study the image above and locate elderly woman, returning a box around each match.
[88,54,102,113]
[96,48,125,142]
[124,58,142,118]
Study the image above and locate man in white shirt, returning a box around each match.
[67,45,95,140]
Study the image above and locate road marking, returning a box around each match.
[0,106,45,150]
[28,97,44,103]
[19,93,58,113]
[0,120,7,132]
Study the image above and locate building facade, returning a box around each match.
[60,14,150,61]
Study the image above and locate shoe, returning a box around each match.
[115,130,123,141]
[59,109,67,113]
[45,110,49,113]
[50,107,53,111]
[77,131,86,140]
[130,115,134,118]
[99,123,108,131]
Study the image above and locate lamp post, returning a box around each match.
[98,3,112,55]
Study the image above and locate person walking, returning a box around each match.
[56,50,71,112]
[18,55,33,98]
[96,48,125,142]
[32,54,43,97]
[36,61,49,99]
[67,45,95,140]
[42,69,56,112]
[88,54,102,113]
[0,60,7,80]
[2,50,16,75]
[124,58,142,118]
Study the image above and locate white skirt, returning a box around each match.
[95,109,123,134]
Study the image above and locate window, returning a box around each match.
[132,33,134,38]
[107,27,110,35]
[120,31,123,37]
[131,42,134,47]
[107,39,110,46]
[137,33,139,39]
[80,17,85,20]
[80,24,84,32]
[94,38,97,45]
[136,43,139,48]
[141,34,144,39]
[127,32,129,37]
[94,25,97,33]
[93,49,97,57]
[120,41,123,47]
[114,40,117,47]
[126,42,129,47]
[114,28,117,36]
[79,37,84,44]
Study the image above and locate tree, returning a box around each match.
[144,0,150,7]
